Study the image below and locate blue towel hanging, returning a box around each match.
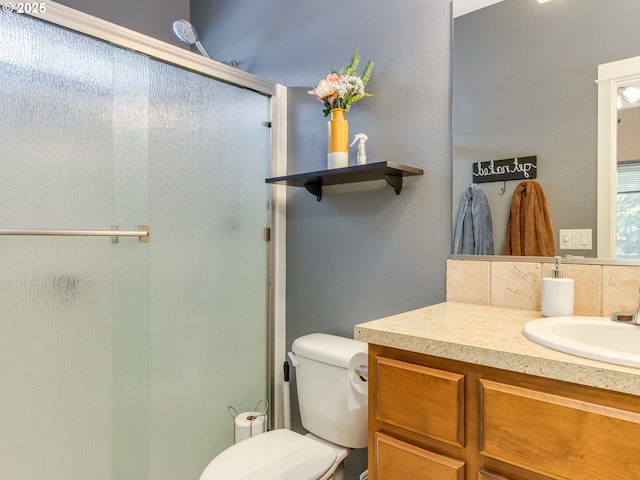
[454,184,494,255]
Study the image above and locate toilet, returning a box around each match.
[199,333,368,480]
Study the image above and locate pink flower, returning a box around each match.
[307,50,374,116]
[308,76,338,103]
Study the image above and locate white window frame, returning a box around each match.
[597,55,640,258]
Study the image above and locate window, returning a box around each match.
[617,162,640,259]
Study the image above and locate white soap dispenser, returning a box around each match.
[349,133,368,165]
[541,256,574,317]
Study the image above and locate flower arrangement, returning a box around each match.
[308,48,374,117]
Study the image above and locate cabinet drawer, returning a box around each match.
[480,379,640,479]
[478,469,511,480]
[375,356,465,446]
[375,432,465,480]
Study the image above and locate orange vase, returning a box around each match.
[327,108,349,169]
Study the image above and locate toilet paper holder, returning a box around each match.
[228,399,268,420]
[228,400,269,443]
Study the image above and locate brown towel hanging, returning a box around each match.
[502,180,555,256]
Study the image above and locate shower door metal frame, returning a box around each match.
[29,1,288,430]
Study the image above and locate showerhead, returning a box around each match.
[172,19,238,68]
[172,19,210,59]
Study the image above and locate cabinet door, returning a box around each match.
[375,433,465,480]
[480,379,640,479]
[375,356,465,446]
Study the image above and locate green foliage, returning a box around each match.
[617,192,640,259]
[310,48,374,117]
[360,60,373,87]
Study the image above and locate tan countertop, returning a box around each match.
[354,302,640,396]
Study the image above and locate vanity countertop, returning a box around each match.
[354,302,640,396]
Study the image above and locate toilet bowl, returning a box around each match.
[199,333,368,480]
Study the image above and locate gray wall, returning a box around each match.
[453,0,640,256]
[191,0,452,477]
[55,0,189,47]
[48,0,453,477]
[191,0,451,338]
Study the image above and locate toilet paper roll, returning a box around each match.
[234,411,267,444]
[347,352,368,411]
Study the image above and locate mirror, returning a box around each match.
[452,0,640,259]
[597,58,640,258]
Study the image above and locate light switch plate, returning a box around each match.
[559,229,592,250]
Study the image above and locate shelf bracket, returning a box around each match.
[384,174,403,195]
[304,183,323,201]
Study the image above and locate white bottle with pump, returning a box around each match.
[541,256,574,317]
[349,133,368,165]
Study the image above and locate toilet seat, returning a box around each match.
[199,429,337,480]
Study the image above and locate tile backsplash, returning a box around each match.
[446,258,640,316]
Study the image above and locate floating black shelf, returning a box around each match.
[265,161,423,201]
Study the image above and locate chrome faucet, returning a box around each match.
[611,311,638,324]
[611,287,640,324]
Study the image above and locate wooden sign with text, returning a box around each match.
[472,156,537,183]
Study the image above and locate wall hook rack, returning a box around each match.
[472,156,537,186]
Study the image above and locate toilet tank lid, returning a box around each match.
[292,333,367,368]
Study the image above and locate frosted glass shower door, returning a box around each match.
[0,10,272,480]
[0,12,151,480]
[146,56,271,480]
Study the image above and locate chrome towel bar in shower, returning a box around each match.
[0,225,150,243]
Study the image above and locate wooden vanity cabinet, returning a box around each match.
[368,344,640,480]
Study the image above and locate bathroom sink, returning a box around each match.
[522,316,640,367]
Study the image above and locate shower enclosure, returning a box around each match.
[0,8,283,480]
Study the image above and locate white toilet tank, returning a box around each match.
[291,333,368,449]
